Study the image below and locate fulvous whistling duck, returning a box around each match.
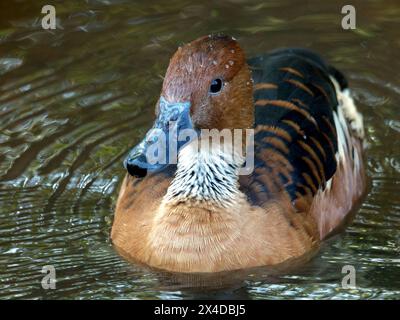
[111,35,367,273]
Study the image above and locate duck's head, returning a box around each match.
[125,35,254,178]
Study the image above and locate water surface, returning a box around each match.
[0,0,399,299]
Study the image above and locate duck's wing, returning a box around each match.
[241,48,367,238]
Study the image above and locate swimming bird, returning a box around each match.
[111,35,367,273]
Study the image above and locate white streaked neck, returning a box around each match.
[163,141,244,208]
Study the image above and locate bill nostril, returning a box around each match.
[126,163,148,178]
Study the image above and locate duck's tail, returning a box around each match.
[311,67,367,239]
[329,69,365,142]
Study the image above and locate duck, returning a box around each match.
[111,34,367,273]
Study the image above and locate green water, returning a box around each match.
[0,0,399,299]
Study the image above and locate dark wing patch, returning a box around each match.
[241,48,341,206]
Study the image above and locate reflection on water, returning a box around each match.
[0,0,399,299]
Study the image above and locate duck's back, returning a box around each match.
[243,48,367,238]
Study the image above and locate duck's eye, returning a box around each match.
[209,78,223,94]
